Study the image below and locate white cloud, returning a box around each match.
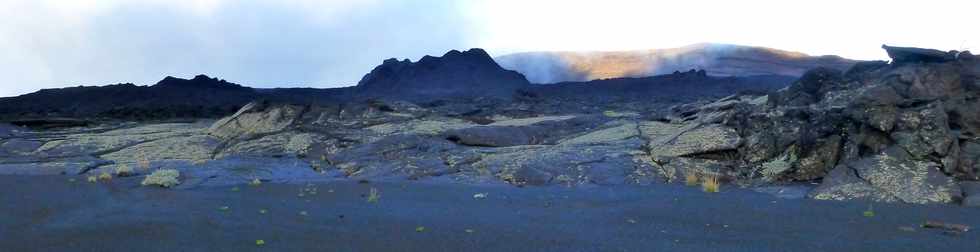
[467,0,980,59]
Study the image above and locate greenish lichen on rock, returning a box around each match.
[142,169,181,188]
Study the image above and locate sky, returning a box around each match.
[1,0,978,97]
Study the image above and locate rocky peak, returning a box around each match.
[356,48,530,98]
[670,69,709,78]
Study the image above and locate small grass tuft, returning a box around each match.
[367,187,381,203]
[87,176,97,183]
[98,171,113,182]
[863,204,875,217]
[137,148,151,171]
[684,171,699,186]
[255,240,265,246]
[701,175,720,193]
[249,178,262,186]
[114,164,133,177]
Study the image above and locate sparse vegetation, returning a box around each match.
[684,170,699,186]
[701,174,720,193]
[367,187,381,203]
[137,148,151,171]
[114,164,133,176]
[249,178,262,186]
[98,171,113,182]
[863,204,875,217]
[311,162,322,173]
[141,169,180,188]
[87,176,97,183]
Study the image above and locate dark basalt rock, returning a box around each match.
[356,48,531,99]
[673,45,980,204]
[882,44,974,64]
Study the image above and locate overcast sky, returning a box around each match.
[1,0,978,97]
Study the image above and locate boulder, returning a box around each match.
[808,164,897,202]
[961,181,980,207]
[852,146,958,204]
[957,140,980,179]
[882,45,957,64]
[208,101,306,140]
[648,124,741,159]
[888,102,954,158]
[674,45,980,204]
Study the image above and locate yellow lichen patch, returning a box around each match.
[366,119,473,136]
[102,135,214,167]
[602,110,639,118]
[685,171,699,186]
[559,123,639,145]
[114,164,133,176]
[647,124,740,158]
[208,103,304,139]
[98,171,112,182]
[34,123,207,156]
[489,115,576,126]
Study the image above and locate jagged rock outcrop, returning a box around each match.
[882,45,972,64]
[656,45,979,204]
[356,48,530,99]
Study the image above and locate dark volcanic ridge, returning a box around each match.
[0,48,795,122]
